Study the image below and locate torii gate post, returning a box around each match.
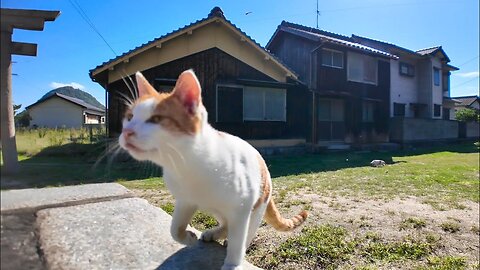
[0,8,59,175]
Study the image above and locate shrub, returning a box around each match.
[455,108,479,122]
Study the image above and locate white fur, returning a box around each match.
[119,99,269,270]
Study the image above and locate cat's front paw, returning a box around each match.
[172,230,198,246]
[221,263,243,270]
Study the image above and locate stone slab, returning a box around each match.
[1,183,132,212]
[1,213,45,270]
[36,198,261,270]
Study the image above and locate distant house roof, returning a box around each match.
[89,7,298,81]
[416,46,452,63]
[450,95,479,107]
[26,92,105,114]
[267,21,398,59]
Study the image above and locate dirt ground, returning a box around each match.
[130,188,479,269]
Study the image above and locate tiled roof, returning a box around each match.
[450,95,479,107]
[269,21,398,59]
[416,46,442,55]
[351,34,421,56]
[27,93,105,113]
[89,7,298,80]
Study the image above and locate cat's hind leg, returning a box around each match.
[200,224,227,242]
[170,200,198,246]
[246,202,268,246]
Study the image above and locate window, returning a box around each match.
[322,49,344,68]
[433,68,440,86]
[318,99,344,121]
[362,102,375,122]
[216,85,243,122]
[443,108,450,120]
[399,62,415,77]
[348,52,377,84]
[393,102,406,116]
[434,104,441,117]
[243,87,286,121]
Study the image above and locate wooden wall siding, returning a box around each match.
[268,32,316,84]
[106,48,309,140]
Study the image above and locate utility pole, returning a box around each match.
[0,8,59,175]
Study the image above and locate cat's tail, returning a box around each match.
[264,198,308,232]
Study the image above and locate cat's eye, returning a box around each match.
[147,115,163,124]
[126,113,133,121]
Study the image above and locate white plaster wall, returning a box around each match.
[29,97,84,128]
[431,57,443,119]
[390,56,418,117]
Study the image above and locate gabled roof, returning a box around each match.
[416,46,451,62]
[89,7,297,81]
[267,21,398,59]
[351,34,422,57]
[450,95,479,107]
[26,92,105,113]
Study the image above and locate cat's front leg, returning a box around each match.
[170,200,198,246]
[221,210,251,270]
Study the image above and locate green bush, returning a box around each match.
[455,108,479,122]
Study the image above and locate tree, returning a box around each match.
[13,104,21,115]
[14,110,32,127]
[455,108,479,122]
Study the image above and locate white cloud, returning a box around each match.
[455,71,479,78]
[49,82,86,90]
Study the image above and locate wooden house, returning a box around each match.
[90,7,309,148]
[267,21,397,144]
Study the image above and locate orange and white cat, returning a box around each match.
[119,70,307,270]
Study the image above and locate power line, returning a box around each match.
[68,0,118,56]
[455,56,479,67]
[452,77,479,88]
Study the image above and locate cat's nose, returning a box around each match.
[123,128,135,138]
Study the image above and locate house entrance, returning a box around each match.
[317,98,345,142]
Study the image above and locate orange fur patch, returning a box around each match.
[129,91,201,135]
[253,154,271,211]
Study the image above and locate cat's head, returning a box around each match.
[118,69,205,161]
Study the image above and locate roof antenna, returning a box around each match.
[316,0,320,29]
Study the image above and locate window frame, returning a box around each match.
[433,104,441,117]
[399,62,415,77]
[347,51,378,85]
[362,101,375,123]
[393,102,406,117]
[215,84,244,123]
[433,67,440,86]
[242,86,287,122]
[321,48,344,69]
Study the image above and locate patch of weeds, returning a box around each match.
[386,210,396,216]
[191,211,218,231]
[160,202,174,215]
[329,201,345,211]
[283,199,308,208]
[276,189,288,203]
[361,236,433,262]
[424,233,441,245]
[470,225,479,234]
[400,217,427,230]
[159,202,217,231]
[364,232,381,242]
[440,221,461,233]
[451,201,468,210]
[268,224,357,269]
[417,255,467,270]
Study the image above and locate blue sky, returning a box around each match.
[2,0,479,109]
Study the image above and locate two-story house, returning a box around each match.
[267,21,397,145]
[351,36,459,120]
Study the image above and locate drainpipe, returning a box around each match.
[310,43,323,145]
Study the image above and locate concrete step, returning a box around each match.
[1,184,261,270]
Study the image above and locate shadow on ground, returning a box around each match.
[2,141,477,190]
[1,141,161,190]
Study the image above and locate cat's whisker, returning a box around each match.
[165,142,186,166]
[93,139,121,169]
[120,69,138,100]
[166,153,180,176]
[124,69,139,100]
[115,91,134,106]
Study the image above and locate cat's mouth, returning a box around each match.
[125,142,147,153]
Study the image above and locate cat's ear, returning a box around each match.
[173,69,202,115]
[135,72,157,98]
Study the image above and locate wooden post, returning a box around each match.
[0,28,19,174]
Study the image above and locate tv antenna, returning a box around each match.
[316,0,320,29]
